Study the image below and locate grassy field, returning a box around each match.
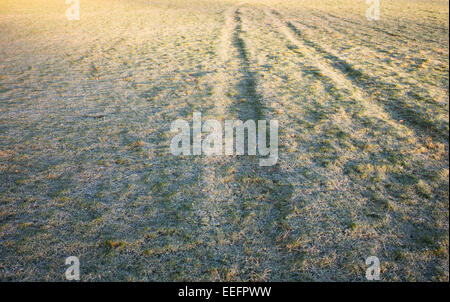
[0,0,448,281]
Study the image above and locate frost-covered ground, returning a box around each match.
[0,0,448,281]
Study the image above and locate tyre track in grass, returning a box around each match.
[285,18,449,139]
[286,21,448,143]
[265,8,448,182]
[318,11,446,46]
[285,12,449,107]
[308,11,448,61]
[265,9,448,144]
